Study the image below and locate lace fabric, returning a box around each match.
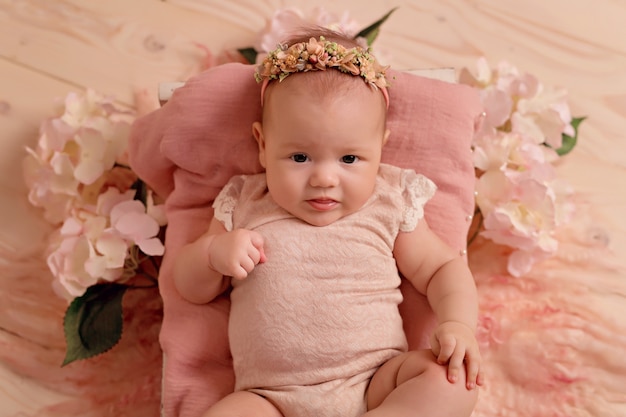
[212,175,247,231]
[399,170,437,233]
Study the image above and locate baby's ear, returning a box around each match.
[252,121,267,168]
[382,128,391,146]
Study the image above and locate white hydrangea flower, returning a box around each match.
[84,230,128,281]
[23,148,80,224]
[47,234,97,298]
[26,90,167,298]
[513,86,573,148]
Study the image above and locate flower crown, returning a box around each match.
[255,36,389,92]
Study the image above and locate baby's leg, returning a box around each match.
[364,349,478,417]
[202,391,283,417]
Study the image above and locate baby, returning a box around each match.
[174,29,483,417]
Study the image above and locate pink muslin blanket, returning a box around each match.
[128,63,482,417]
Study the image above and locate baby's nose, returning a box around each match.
[309,165,339,188]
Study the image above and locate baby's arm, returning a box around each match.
[393,220,483,389]
[173,217,266,304]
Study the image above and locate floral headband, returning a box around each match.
[255,36,390,108]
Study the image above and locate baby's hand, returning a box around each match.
[208,229,266,280]
[430,321,484,390]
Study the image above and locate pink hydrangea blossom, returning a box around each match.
[24,89,134,221]
[254,7,362,63]
[47,234,96,298]
[462,58,577,277]
[61,89,128,130]
[24,90,167,298]
[36,118,76,159]
[23,149,79,223]
[86,231,128,276]
[460,58,574,144]
[47,213,124,299]
[513,86,573,148]
[473,131,556,173]
[45,188,166,298]
[110,200,165,257]
[96,187,136,217]
[474,164,573,277]
[476,171,559,276]
[73,124,130,185]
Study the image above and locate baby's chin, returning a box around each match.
[295,208,360,227]
[302,217,337,227]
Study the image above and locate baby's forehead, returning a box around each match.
[265,73,385,112]
[277,70,368,92]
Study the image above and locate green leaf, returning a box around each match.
[354,7,398,46]
[237,47,258,65]
[556,116,586,156]
[62,283,128,366]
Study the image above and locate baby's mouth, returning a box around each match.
[307,198,338,211]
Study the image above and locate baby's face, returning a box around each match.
[253,77,389,227]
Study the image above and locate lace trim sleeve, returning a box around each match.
[212,175,246,232]
[399,170,437,233]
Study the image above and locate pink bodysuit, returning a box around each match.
[213,163,436,417]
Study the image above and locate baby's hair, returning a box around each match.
[285,26,362,48]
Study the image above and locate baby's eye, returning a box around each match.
[341,155,358,164]
[291,153,308,163]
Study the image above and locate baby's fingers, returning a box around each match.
[230,263,251,280]
[230,255,257,280]
[446,346,465,384]
[249,232,266,264]
[464,349,484,390]
[434,334,457,365]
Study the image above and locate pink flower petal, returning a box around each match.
[481,88,513,130]
[84,255,107,279]
[60,218,82,236]
[95,233,129,268]
[97,188,135,217]
[137,238,165,256]
[115,211,160,241]
[507,250,534,277]
[110,200,145,226]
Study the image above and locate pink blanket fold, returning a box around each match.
[129,63,482,417]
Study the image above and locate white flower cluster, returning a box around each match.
[461,58,577,277]
[23,90,166,299]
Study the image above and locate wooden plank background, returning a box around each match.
[1,0,625,415]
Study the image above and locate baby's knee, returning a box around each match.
[400,350,479,408]
[201,391,283,417]
[367,350,478,416]
[396,350,447,384]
